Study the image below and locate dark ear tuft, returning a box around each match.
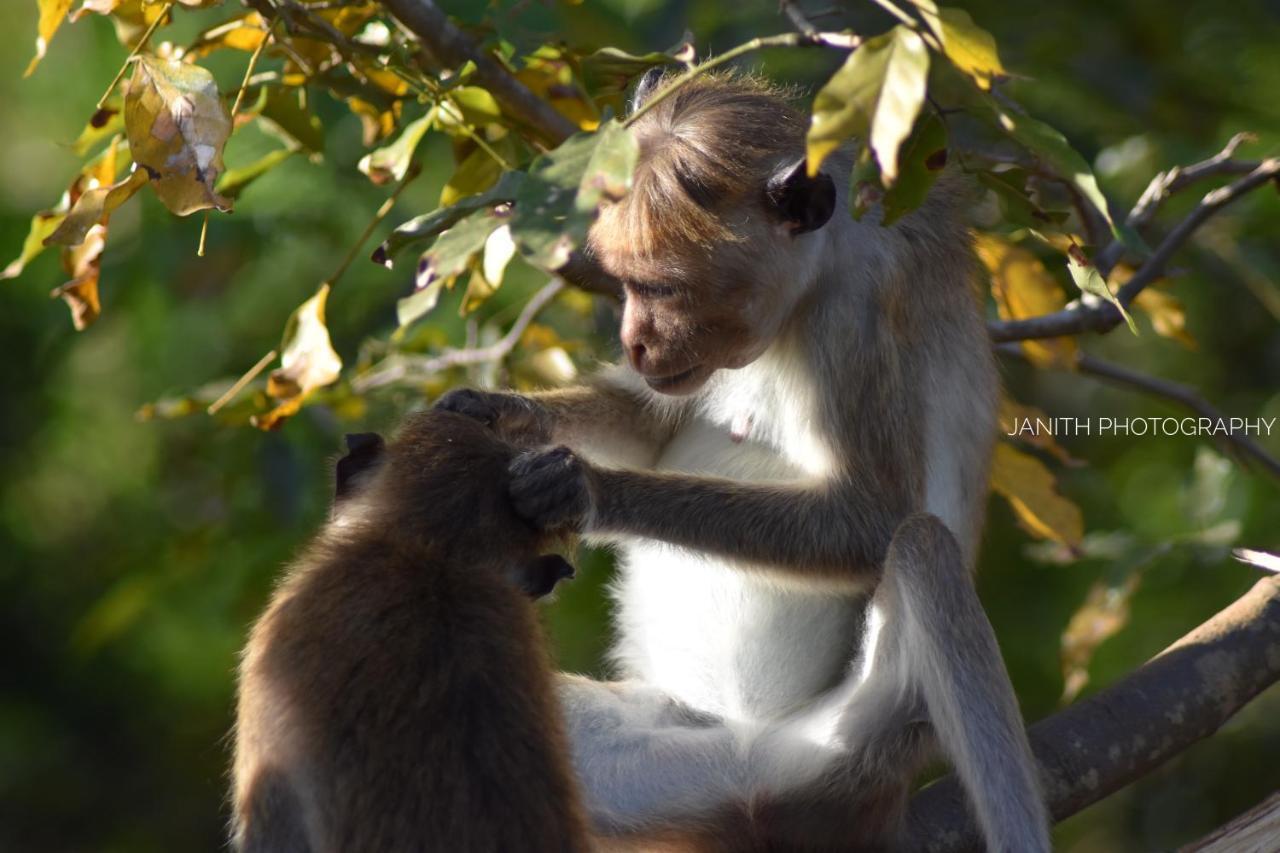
[335,432,385,504]
[765,158,836,235]
[629,67,666,115]
[517,554,576,599]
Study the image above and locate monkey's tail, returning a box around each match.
[889,513,1051,853]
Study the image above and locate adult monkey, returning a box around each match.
[439,71,1049,852]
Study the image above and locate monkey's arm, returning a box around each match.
[436,376,678,468]
[510,450,912,583]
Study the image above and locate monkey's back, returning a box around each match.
[233,416,589,853]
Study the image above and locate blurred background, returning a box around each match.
[1,0,1278,850]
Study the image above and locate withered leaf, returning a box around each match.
[44,169,148,248]
[124,56,233,216]
[253,285,342,429]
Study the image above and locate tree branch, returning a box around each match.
[1185,791,1280,852]
[995,344,1280,481]
[905,574,1280,852]
[352,278,565,392]
[377,0,578,146]
[989,156,1280,343]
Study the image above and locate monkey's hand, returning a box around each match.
[433,388,552,446]
[508,446,596,532]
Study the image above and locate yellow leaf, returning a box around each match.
[50,223,107,330]
[25,0,74,77]
[975,233,1077,367]
[990,442,1084,549]
[439,143,503,206]
[528,346,578,386]
[188,12,268,58]
[253,285,342,429]
[357,110,433,185]
[124,56,232,216]
[1134,287,1197,350]
[2,211,66,279]
[916,4,1005,89]
[516,48,599,131]
[44,169,148,247]
[1059,573,1141,702]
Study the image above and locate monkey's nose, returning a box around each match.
[627,342,647,370]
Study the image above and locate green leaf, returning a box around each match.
[881,112,947,225]
[374,170,525,267]
[976,168,1070,227]
[806,25,930,183]
[992,108,1116,234]
[912,2,1005,89]
[1066,244,1137,334]
[510,119,637,270]
[358,109,434,185]
[2,211,66,279]
[216,148,297,201]
[440,140,508,207]
[397,208,500,328]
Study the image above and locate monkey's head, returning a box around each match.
[330,412,574,596]
[587,73,836,395]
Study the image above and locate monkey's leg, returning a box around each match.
[846,514,1049,853]
[556,676,838,840]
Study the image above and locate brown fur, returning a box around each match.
[231,411,590,853]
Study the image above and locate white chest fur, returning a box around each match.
[609,353,860,722]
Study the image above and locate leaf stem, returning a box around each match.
[207,348,277,415]
[326,163,423,288]
[230,19,278,118]
[867,0,919,29]
[96,2,173,110]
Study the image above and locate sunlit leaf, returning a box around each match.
[881,112,947,225]
[1234,548,1280,574]
[511,119,638,270]
[375,171,525,267]
[975,233,1077,367]
[1066,243,1137,334]
[990,442,1084,549]
[806,25,930,183]
[517,46,600,131]
[912,2,1005,89]
[188,12,268,57]
[580,46,680,96]
[1133,286,1196,349]
[124,56,233,215]
[397,209,500,327]
[358,109,434,185]
[2,211,66,279]
[436,87,503,134]
[44,169,148,248]
[439,141,508,206]
[528,346,578,385]
[253,285,342,430]
[991,108,1116,235]
[49,221,107,330]
[71,98,125,157]
[25,0,74,77]
[1060,571,1141,702]
[482,224,516,287]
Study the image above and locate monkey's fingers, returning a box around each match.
[433,388,501,426]
[517,554,576,598]
[508,447,591,531]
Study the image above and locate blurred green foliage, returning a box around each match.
[1,1,1278,850]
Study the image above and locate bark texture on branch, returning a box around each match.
[1182,791,1280,852]
[905,575,1280,852]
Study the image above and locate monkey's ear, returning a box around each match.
[765,159,836,235]
[516,554,576,599]
[334,432,385,504]
[629,67,666,115]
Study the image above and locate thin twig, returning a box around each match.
[989,157,1280,342]
[996,343,1280,481]
[230,19,277,118]
[325,164,422,288]
[208,349,278,415]
[353,278,566,392]
[1096,132,1262,275]
[624,31,859,128]
[95,2,172,110]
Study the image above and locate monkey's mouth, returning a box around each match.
[644,364,705,394]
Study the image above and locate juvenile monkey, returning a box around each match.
[439,71,1049,851]
[231,411,586,853]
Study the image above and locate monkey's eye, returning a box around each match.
[627,281,676,300]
